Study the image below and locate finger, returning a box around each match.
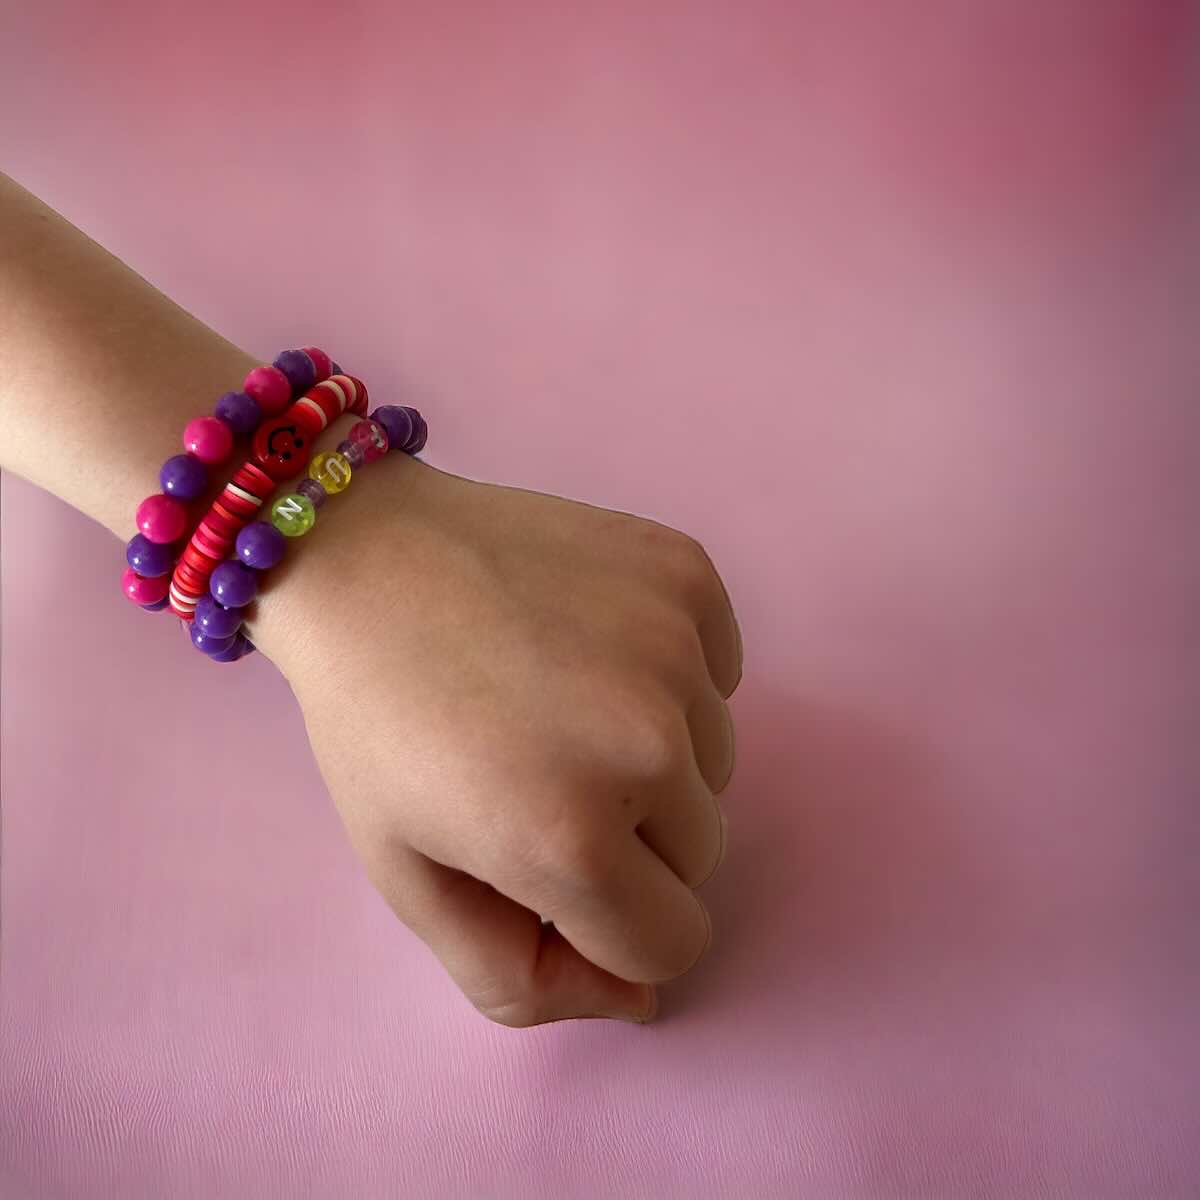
[636,706,726,889]
[536,823,712,986]
[367,840,658,1028]
[685,680,736,796]
[690,541,743,699]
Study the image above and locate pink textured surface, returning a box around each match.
[3,2,1200,1197]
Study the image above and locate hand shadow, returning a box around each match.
[660,676,967,1023]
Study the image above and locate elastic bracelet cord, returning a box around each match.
[190,405,428,662]
[121,347,343,612]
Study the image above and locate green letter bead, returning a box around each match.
[270,492,316,537]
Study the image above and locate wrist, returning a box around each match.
[236,421,429,672]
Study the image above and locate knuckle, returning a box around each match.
[672,531,715,585]
[637,519,708,576]
[514,801,618,902]
[539,816,619,893]
[622,699,688,782]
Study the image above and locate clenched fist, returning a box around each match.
[247,450,742,1027]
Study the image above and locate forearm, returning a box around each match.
[0,170,262,538]
[0,171,418,666]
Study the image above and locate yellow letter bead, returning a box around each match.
[308,450,353,494]
[270,493,316,537]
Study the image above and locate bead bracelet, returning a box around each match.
[189,404,429,662]
[167,370,369,620]
[121,347,343,612]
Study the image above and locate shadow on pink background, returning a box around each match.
[3,2,1199,1196]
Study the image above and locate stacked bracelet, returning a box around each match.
[189,404,427,662]
[166,369,368,621]
[121,347,343,612]
[120,344,430,666]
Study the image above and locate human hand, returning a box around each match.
[247,452,742,1026]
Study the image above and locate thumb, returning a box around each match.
[369,842,658,1027]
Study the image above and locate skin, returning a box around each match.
[0,170,741,1026]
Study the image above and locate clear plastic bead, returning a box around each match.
[270,493,316,537]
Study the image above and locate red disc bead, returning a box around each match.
[174,565,209,592]
[292,400,326,439]
[332,374,368,416]
[173,571,207,595]
[169,592,198,620]
[181,543,221,572]
[194,523,233,561]
[204,508,242,537]
[294,378,346,431]
[350,375,369,414]
[212,500,243,527]
[175,552,210,578]
[235,462,275,494]
[219,486,260,518]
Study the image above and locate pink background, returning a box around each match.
[3,2,1199,1196]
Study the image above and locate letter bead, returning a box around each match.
[309,450,353,494]
[348,419,388,463]
[270,493,316,537]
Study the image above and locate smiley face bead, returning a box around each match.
[347,418,389,463]
[308,450,353,494]
[270,492,316,537]
[253,415,313,481]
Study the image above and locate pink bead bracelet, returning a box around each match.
[120,347,343,612]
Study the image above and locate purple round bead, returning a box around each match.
[210,560,258,608]
[330,360,343,376]
[337,438,365,469]
[209,632,255,663]
[235,521,286,570]
[190,621,237,657]
[373,405,414,453]
[126,533,175,577]
[159,453,208,501]
[407,412,428,454]
[140,595,171,612]
[296,478,327,509]
[194,593,244,639]
[213,390,262,435]
[273,349,316,396]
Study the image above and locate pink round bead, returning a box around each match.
[242,365,292,417]
[301,346,332,381]
[122,566,170,606]
[136,493,188,544]
[348,418,389,463]
[183,416,234,464]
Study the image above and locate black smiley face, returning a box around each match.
[266,424,307,461]
[255,416,316,480]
